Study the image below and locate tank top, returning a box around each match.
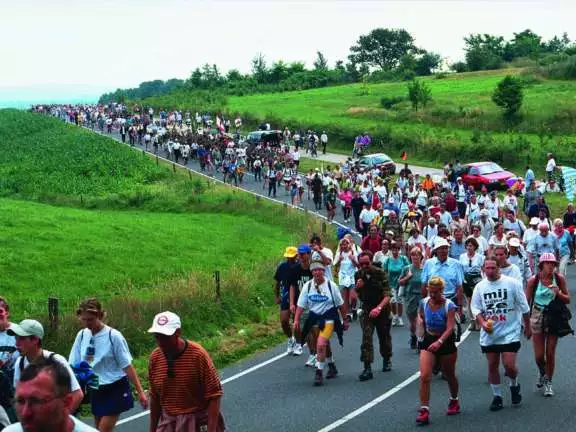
[534,275,557,307]
[422,298,456,334]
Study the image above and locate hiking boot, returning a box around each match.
[410,334,418,350]
[326,363,338,379]
[446,399,461,416]
[359,368,374,382]
[314,369,323,386]
[489,396,503,411]
[382,359,392,372]
[510,384,522,406]
[416,408,430,425]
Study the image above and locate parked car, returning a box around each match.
[357,153,396,175]
[459,162,516,190]
[245,130,283,147]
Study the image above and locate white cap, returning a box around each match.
[148,311,181,336]
[508,238,521,248]
[480,209,489,216]
[7,320,44,339]
[432,237,450,251]
[529,217,539,225]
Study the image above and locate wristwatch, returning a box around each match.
[438,338,444,345]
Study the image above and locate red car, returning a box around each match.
[459,162,516,190]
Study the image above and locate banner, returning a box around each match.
[562,166,576,201]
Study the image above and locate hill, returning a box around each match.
[225,69,576,171]
[0,109,323,366]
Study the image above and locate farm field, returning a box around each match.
[0,109,321,365]
[226,69,576,171]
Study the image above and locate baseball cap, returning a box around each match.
[508,238,521,248]
[432,237,450,251]
[428,217,435,223]
[538,222,549,230]
[297,244,312,254]
[283,246,298,258]
[480,209,489,216]
[8,320,44,339]
[451,210,459,216]
[529,217,539,225]
[148,311,181,336]
[539,253,557,264]
[309,257,325,271]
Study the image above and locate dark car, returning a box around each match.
[459,162,516,190]
[245,130,283,147]
[357,153,396,175]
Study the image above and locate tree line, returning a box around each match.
[98,28,575,104]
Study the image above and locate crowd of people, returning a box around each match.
[0,297,224,432]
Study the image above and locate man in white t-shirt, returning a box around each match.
[471,258,531,412]
[311,235,334,281]
[8,320,84,412]
[545,153,556,182]
[5,359,97,431]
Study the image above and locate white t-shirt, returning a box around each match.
[546,158,556,173]
[471,275,530,347]
[4,416,97,431]
[14,350,81,392]
[312,248,334,281]
[69,326,133,385]
[499,263,522,282]
[0,330,18,366]
[297,280,344,316]
[333,251,358,287]
[360,208,377,224]
[467,234,488,256]
[522,228,538,246]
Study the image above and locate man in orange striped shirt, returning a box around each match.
[148,311,224,432]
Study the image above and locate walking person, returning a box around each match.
[267,165,277,198]
[333,238,359,321]
[355,252,392,380]
[416,276,460,425]
[274,247,302,356]
[551,218,571,276]
[399,247,425,350]
[525,253,572,397]
[471,258,532,411]
[320,131,328,154]
[459,237,484,331]
[69,298,148,432]
[294,257,349,386]
[383,242,410,327]
[148,311,225,432]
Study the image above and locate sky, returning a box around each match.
[0,0,574,106]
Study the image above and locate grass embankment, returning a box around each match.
[0,109,330,369]
[224,69,576,173]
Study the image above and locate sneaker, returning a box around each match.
[392,316,399,327]
[382,359,392,372]
[305,354,316,367]
[489,396,503,411]
[544,380,554,397]
[293,344,303,356]
[397,317,405,327]
[510,384,522,406]
[357,308,364,318]
[314,369,324,386]
[286,338,295,355]
[536,373,545,390]
[446,399,461,416]
[326,363,338,379]
[410,335,417,350]
[416,408,430,425]
[359,368,374,381]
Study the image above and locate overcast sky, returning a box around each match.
[1,0,574,105]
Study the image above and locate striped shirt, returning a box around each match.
[148,340,223,415]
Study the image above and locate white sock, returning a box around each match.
[420,405,430,411]
[317,361,325,370]
[491,384,502,397]
[508,376,519,387]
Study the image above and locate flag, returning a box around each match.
[371,192,380,210]
[401,151,407,161]
[216,115,225,133]
[562,166,576,201]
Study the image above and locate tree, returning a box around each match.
[349,28,417,71]
[269,60,289,84]
[464,33,505,71]
[543,32,571,53]
[450,61,468,73]
[509,29,542,59]
[251,53,268,83]
[414,51,442,76]
[492,75,523,119]
[226,69,243,82]
[313,51,329,71]
[407,80,432,110]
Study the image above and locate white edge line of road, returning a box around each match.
[317,328,473,432]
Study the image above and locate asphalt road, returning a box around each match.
[79,125,576,431]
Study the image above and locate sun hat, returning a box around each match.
[432,237,450,251]
[539,253,557,264]
[7,320,45,339]
[529,217,539,225]
[508,238,521,248]
[283,247,298,258]
[148,311,181,336]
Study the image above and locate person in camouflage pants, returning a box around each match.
[355,251,393,381]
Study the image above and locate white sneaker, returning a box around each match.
[536,373,545,390]
[397,317,405,327]
[357,308,364,317]
[286,338,295,355]
[305,354,316,367]
[392,316,399,327]
[293,343,303,356]
[544,380,554,397]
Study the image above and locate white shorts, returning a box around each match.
[391,286,404,305]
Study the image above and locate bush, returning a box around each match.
[450,62,468,73]
[434,72,448,79]
[380,96,405,109]
[541,55,576,79]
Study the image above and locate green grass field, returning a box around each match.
[0,109,328,368]
[225,69,576,172]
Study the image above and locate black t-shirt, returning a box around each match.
[289,263,313,299]
[274,261,296,292]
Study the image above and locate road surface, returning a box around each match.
[79,126,575,432]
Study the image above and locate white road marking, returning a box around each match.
[317,328,473,432]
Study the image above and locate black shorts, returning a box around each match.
[481,341,521,354]
[418,333,457,356]
[91,376,134,417]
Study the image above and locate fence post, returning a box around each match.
[156,154,159,166]
[48,297,59,328]
[173,163,176,173]
[188,170,192,180]
[322,222,327,235]
[214,271,221,303]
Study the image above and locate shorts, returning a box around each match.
[530,305,545,334]
[318,320,334,339]
[418,333,457,356]
[391,286,403,305]
[280,287,290,311]
[480,341,521,354]
[91,376,134,417]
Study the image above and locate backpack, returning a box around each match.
[421,297,462,342]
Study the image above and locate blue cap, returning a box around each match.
[451,210,460,216]
[297,244,312,254]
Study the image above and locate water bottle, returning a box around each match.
[86,338,95,364]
